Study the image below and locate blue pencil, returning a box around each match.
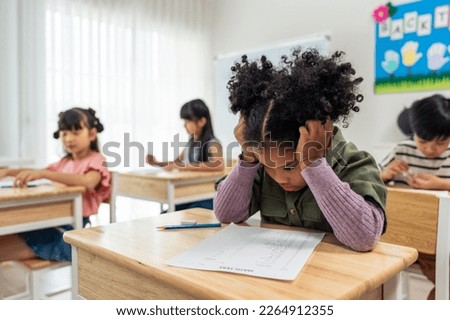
[157,222,221,230]
[1,185,38,189]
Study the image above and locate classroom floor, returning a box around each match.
[0,198,437,300]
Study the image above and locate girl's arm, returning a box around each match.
[297,120,384,251]
[214,159,259,222]
[179,161,224,171]
[179,142,225,172]
[146,152,185,170]
[1,168,35,178]
[146,156,173,167]
[42,170,102,190]
[14,169,101,190]
[302,158,385,252]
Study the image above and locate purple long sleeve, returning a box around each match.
[214,160,260,223]
[301,158,385,252]
[214,158,385,252]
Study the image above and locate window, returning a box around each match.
[45,0,213,168]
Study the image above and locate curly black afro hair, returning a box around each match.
[228,48,364,148]
[227,54,276,146]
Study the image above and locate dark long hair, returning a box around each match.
[180,99,216,162]
[53,107,104,159]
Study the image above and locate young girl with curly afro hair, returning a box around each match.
[214,49,386,252]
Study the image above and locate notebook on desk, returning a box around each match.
[0,178,52,188]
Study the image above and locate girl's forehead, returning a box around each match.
[60,122,88,131]
[258,147,296,168]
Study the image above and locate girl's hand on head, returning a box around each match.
[233,115,246,146]
[297,118,333,170]
[407,173,446,190]
[380,159,409,182]
[13,170,43,188]
[234,115,259,163]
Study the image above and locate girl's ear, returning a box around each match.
[197,117,207,128]
[89,127,98,141]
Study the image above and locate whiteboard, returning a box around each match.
[213,34,331,158]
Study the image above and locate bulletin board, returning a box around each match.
[374,0,450,94]
[213,34,330,155]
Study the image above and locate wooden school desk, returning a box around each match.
[64,208,418,300]
[0,184,85,236]
[117,169,228,212]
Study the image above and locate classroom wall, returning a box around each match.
[211,0,450,162]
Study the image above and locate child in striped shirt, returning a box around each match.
[380,94,450,190]
[380,94,450,299]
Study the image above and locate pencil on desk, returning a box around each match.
[1,185,37,188]
[157,222,221,230]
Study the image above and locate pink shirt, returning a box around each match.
[47,152,111,217]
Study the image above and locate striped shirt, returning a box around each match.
[380,140,450,184]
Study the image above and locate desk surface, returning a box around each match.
[119,168,229,181]
[0,184,85,202]
[65,209,418,300]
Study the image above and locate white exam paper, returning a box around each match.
[167,223,325,280]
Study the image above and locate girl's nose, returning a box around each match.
[272,171,289,185]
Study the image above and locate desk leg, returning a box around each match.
[167,183,175,212]
[73,195,83,229]
[436,195,450,300]
[71,194,83,299]
[71,246,79,299]
[383,272,403,300]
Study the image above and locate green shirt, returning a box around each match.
[216,128,386,233]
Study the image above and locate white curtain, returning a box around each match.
[44,0,214,168]
[0,0,46,164]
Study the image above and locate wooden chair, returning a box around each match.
[0,260,31,299]
[11,171,118,299]
[381,187,450,299]
[21,259,71,299]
